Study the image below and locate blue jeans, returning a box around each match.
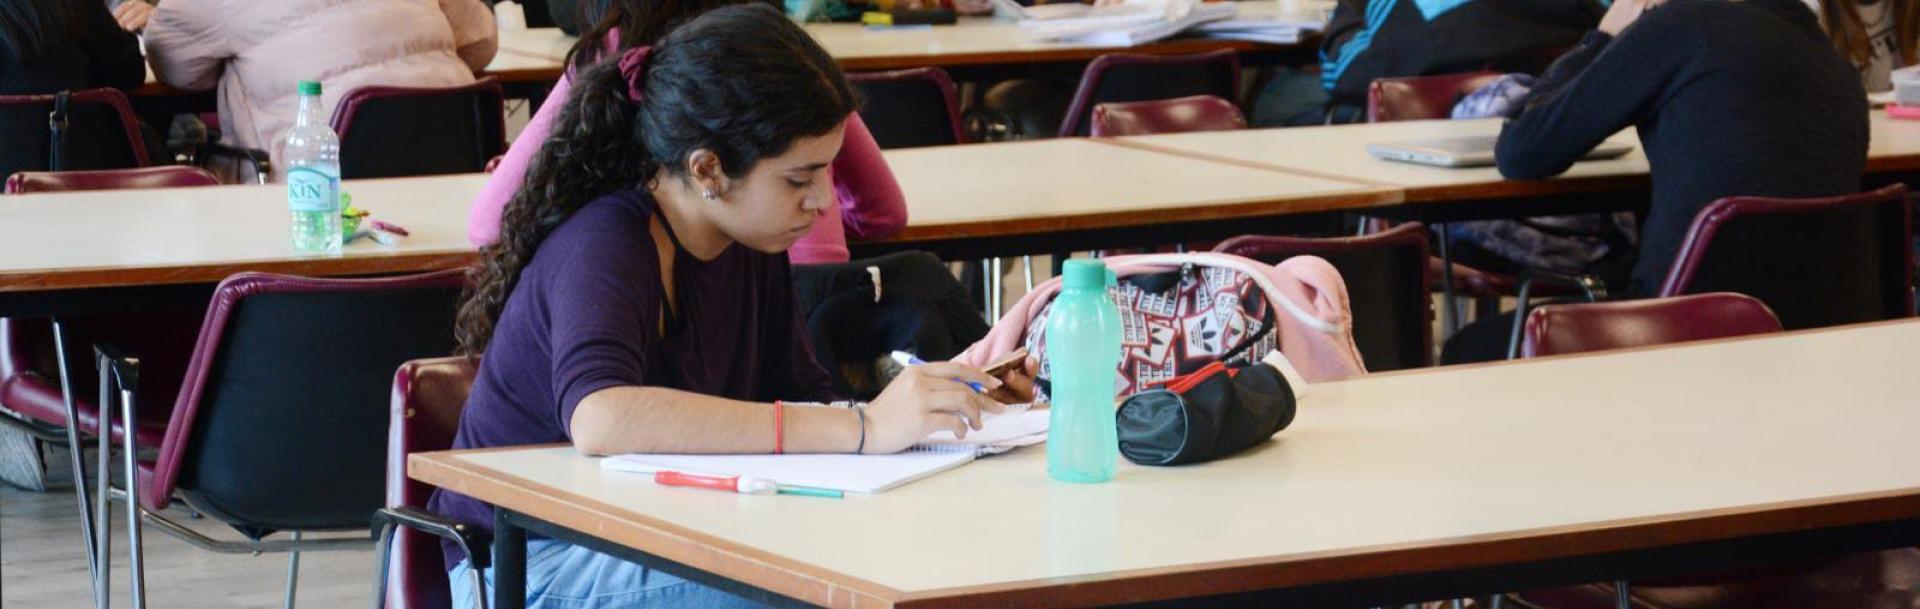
[449,539,772,609]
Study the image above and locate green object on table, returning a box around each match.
[340,191,364,240]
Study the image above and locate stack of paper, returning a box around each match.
[1191,13,1324,44]
[600,407,1050,494]
[1014,0,1237,46]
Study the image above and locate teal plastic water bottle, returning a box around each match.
[1046,259,1122,483]
[282,80,341,254]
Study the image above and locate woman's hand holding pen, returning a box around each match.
[863,362,1006,453]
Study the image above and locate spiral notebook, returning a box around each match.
[600,408,1048,494]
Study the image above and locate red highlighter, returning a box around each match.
[652,471,842,498]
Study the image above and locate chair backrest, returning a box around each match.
[5,166,219,194]
[1658,183,1913,331]
[385,356,478,609]
[331,79,506,179]
[141,270,465,535]
[1520,293,1782,358]
[1058,49,1241,138]
[1366,71,1503,123]
[0,88,150,182]
[848,67,966,149]
[1213,222,1432,371]
[1089,94,1247,137]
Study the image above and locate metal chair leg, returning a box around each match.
[1615,580,1631,609]
[1490,594,1505,609]
[1451,599,1465,609]
[988,257,1004,318]
[94,352,113,609]
[1436,226,1462,337]
[115,368,147,609]
[285,532,303,609]
[1023,256,1036,292]
[50,319,102,607]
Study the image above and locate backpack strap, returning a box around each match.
[47,91,72,172]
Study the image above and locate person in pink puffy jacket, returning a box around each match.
[469,0,908,263]
[142,0,498,181]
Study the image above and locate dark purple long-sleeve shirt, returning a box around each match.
[429,189,836,568]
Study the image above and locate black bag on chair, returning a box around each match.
[793,252,990,399]
[1116,355,1301,466]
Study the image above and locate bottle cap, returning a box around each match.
[297,81,321,96]
[1062,259,1109,290]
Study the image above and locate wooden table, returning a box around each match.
[0,174,482,316]
[857,138,1395,257]
[489,3,1305,74]
[1108,110,1920,221]
[411,319,1920,609]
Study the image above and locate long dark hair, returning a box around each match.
[1817,0,1918,69]
[0,0,101,63]
[566,0,783,72]
[457,4,856,355]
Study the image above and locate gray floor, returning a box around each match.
[0,449,372,609]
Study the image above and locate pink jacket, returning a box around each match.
[145,0,497,180]
[467,67,908,264]
[956,253,1368,383]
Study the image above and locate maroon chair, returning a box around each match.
[1057,49,1241,138]
[1518,293,1780,358]
[1215,222,1433,371]
[848,67,966,149]
[375,356,485,609]
[1089,94,1246,137]
[1366,71,1503,123]
[75,271,464,609]
[1655,183,1914,330]
[5,166,220,194]
[0,168,217,493]
[332,79,506,179]
[1365,70,1591,330]
[1511,293,1920,609]
[1504,185,1913,358]
[0,88,151,182]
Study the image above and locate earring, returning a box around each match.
[702,190,716,201]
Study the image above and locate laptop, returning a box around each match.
[1366,135,1635,168]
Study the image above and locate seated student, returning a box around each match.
[1803,0,1916,92]
[142,0,498,181]
[1268,0,1605,125]
[469,0,907,264]
[1441,0,1869,363]
[432,6,1034,607]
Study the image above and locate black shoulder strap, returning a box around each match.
[48,91,72,172]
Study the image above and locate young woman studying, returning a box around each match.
[431,6,1030,607]
[468,0,909,264]
[1803,0,1916,92]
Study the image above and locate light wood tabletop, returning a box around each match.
[1110,110,1920,203]
[0,174,483,292]
[485,2,1300,75]
[1106,117,1654,202]
[876,138,1396,243]
[411,319,1920,608]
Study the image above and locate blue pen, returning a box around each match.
[890,351,986,393]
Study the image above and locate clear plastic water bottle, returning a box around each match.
[1046,259,1123,483]
[282,80,341,254]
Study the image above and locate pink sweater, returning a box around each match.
[468,71,909,263]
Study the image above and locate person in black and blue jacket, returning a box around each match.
[1282,0,1608,124]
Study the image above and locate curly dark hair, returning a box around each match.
[455,4,856,355]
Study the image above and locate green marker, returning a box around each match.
[775,485,844,499]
